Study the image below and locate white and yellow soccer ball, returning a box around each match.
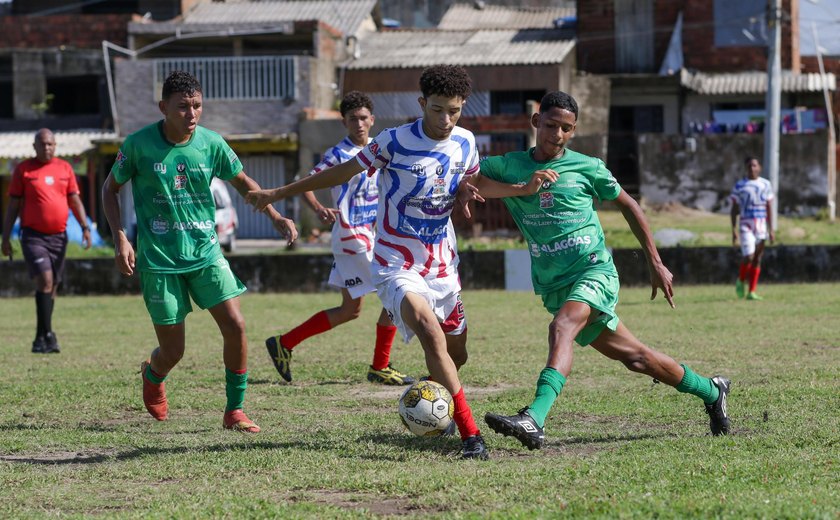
[398,380,454,437]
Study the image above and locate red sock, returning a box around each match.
[749,265,761,292]
[281,311,332,350]
[738,261,749,281]
[371,324,397,370]
[451,387,480,440]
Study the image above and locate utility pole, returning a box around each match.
[764,0,782,231]
[812,22,836,221]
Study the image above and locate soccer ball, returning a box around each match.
[398,380,454,437]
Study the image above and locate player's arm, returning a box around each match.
[1,196,21,260]
[730,200,740,246]
[614,190,675,308]
[101,172,135,276]
[246,160,363,212]
[457,170,559,219]
[766,198,775,243]
[229,172,298,245]
[68,193,92,250]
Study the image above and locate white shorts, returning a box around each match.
[372,267,466,343]
[739,218,768,256]
[328,250,377,299]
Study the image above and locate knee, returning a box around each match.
[220,313,247,339]
[449,346,468,369]
[549,313,581,340]
[618,347,650,373]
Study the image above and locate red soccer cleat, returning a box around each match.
[223,409,261,433]
[140,360,168,421]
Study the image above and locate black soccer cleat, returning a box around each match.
[31,336,46,354]
[265,336,292,382]
[367,364,416,386]
[43,332,60,354]
[705,376,731,435]
[461,434,489,460]
[485,408,545,450]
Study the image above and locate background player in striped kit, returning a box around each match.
[264,91,415,386]
[731,156,774,300]
[248,65,551,459]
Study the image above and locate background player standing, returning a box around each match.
[460,91,731,450]
[2,128,91,354]
[102,71,297,432]
[731,156,774,300]
[265,91,414,386]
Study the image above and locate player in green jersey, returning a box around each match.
[459,91,730,450]
[102,71,298,433]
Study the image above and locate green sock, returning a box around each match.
[225,369,248,412]
[144,364,166,384]
[675,364,719,405]
[526,367,567,428]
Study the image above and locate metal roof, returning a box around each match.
[438,3,575,30]
[181,0,376,36]
[680,69,836,95]
[347,29,575,70]
[0,130,117,160]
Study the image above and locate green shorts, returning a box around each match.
[139,257,247,325]
[540,269,620,346]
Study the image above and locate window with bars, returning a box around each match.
[154,56,297,101]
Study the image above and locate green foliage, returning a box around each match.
[0,286,837,517]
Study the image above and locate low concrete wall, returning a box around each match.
[1,246,838,297]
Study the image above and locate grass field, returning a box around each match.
[0,285,837,518]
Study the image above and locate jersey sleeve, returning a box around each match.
[66,162,80,195]
[356,129,393,176]
[8,163,24,197]
[464,136,480,177]
[214,137,243,181]
[478,155,506,183]
[763,180,775,201]
[111,136,135,185]
[591,157,621,201]
[309,147,341,176]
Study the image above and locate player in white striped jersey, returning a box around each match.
[248,66,544,459]
[730,156,774,300]
[263,92,415,386]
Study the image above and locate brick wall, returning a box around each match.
[578,0,798,74]
[0,14,131,49]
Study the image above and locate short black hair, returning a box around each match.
[162,70,202,100]
[340,91,373,117]
[419,65,472,100]
[744,156,760,166]
[540,91,578,119]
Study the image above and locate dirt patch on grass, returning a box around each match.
[0,448,118,465]
[306,489,446,516]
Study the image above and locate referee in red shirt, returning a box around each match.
[2,129,91,353]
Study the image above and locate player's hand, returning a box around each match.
[316,207,339,225]
[245,188,280,212]
[115,239,135,277]
[768,230,775,244]
[649,261,675,309]
[524,169,559,195]
[731,230,738,247]
[272,216,298,245]
[1,240,12,261]
[82,229,92,250]
[457,180,484,219]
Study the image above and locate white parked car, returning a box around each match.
[210,177,238,253]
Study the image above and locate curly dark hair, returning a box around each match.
[744,156,760,166]
[162,70,202,100]
[419,65,472,100]
[340,91,374,117]
[539,91,578,119]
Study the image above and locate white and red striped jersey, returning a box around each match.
[355,120,479,280]
[310,137,378,255]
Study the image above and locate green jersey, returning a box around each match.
[111,121,243,273]
[480,148,621,293]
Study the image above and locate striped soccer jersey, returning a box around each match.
[311,137,378,255]
[355,119,479,280]
[730,177,774,220]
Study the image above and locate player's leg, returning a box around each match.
[590,324,731,435]
[42,233,67,353]
[189,259,258,432]
[21,232,54,353]
[367,306,414,385]
[399,292,486,459]
[740,223,762,300]
[747,239,766,300]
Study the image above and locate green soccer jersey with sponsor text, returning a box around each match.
[111,121,243,273]
[480,148,621,294]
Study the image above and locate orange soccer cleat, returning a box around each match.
[140,360,168,421]
[223,409,261,433]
